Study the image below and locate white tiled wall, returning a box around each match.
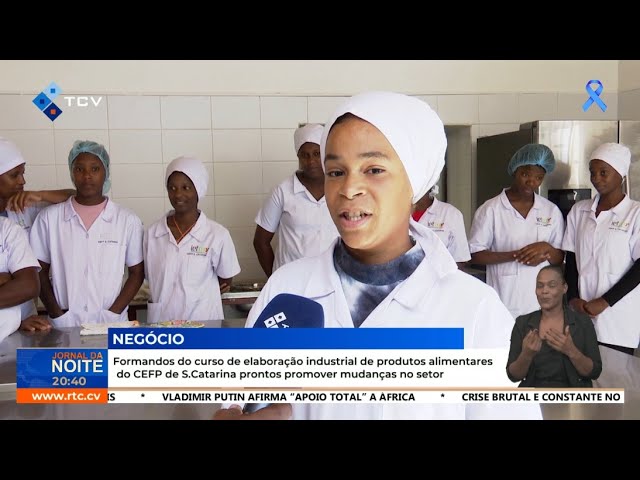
[1,90,629,281]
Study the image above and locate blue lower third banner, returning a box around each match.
[107,328,465,349]
[16,349,108,388]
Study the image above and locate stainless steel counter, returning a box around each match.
[1,322,638,420]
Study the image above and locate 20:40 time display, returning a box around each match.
[52,376,87,386]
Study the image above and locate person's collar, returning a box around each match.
[156,210,207,241]
[390,220,457,310]
[64,196,113,222]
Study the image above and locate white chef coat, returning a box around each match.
[562,195,640,348]
[0,216,41,341]
[144,211,241,323]
[417,198,471,262]
[29,198,144,327]
[6,202,48,318]
[469,189,565,318]
[239,220,541,420]
[255,173,339,272]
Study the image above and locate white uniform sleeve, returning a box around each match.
[6,222,40,273]
[29,208,51,264]
[630,209,640,261]
[468,202,494,254]
[125,214,144,267]
[548,205,565,249]
[255,185,285,233]
[561,204,578,253]
[449,207,471,262]
[142,226,150,279]
[211,228,241,279]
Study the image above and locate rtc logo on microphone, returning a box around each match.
[264,312,289,328]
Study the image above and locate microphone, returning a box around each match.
[243,294,324,414]
[252,293,324,328]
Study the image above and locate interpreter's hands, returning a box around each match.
[20,315,53,332]
[584,297,609,317]
[212,403,292,420]
[219,283,231,294]
[545,325,577,356]
[522,329,542,356]
[6,190,42,213]
[0,272,12,287]
[569,298,588,315]
[514,242,551,267]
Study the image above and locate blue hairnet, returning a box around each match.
[68,140,111,194]
[507,144,555,176]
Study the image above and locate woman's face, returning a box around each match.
[324,115,413,264]
[535,268,567,310]
[167,171,199,213]
[511,165,545,196]
[589,158,623,196]
[297,142,323,179]
[0,163,26,199]
[71,153,106,198]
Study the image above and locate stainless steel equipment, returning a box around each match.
[476,121,640,213]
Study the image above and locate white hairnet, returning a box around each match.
[589,142,631,178]
[320,92,447,203]
[294,123,324,155]
[0,137,26,176]
[507,144,556,176]
[68,140,111,194]
[165,156,209,201]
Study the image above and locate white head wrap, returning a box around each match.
[589,142,631,178]
[294,123,324,155]
[165,156,209,200]
[0,137,26,176]
[320,91,447,203]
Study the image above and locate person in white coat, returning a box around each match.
[0,216,40,341]
[215,91,541,420]
[562,142,640,356]
[469,144,565,319]
[253,123,339,277]
[413,185,470,268]
[29,140,145,328]
[0,137,74,328]
[143,156,241,322]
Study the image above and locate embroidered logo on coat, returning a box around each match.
[190,245,210,256]
[609,221,631,232]
[536,217,552,227]
[427,221,445,230]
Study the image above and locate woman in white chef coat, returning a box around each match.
[143,156,241,323]
[413,185,470,268]
[0,216,40,341]
[214,91,541,421]
[253,123,339,277]
[28,140,145,328]
[562,142,640,356]
[0,137,74,328]
[469,144,565,319]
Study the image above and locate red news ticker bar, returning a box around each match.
[16,388,108,404]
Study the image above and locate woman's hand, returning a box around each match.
[6,191,43,213]
[522,329,542,356]
[584,297,609,317]
[569,298,588,315]
[545,325,577,356]
[514,242,551,267]
[20,315,53,332]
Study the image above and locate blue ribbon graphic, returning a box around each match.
[582,80,607,112]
